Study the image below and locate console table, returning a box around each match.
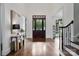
[11,35,24,52]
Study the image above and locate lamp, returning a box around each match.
[12,24,20,29]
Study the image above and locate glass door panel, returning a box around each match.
[36,19,42,30]
[33,20,35,30]
[43,20,46,30]
[33,19,46,31]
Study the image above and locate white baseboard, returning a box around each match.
[59,50,65,56]
[2,48,11,56]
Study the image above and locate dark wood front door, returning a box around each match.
[32,15,46,42]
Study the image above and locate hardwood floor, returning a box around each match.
[8,38,59,56]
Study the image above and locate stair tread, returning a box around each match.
[72,42,79,45]
[65,45,79,55]
[62,49,72,56]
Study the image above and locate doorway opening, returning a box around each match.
[32,15,46,42]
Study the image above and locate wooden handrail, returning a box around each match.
[59,20,74,28]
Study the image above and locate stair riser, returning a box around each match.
[71,43,79,50]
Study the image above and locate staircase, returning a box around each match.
[59,20,79,56]
[61,42,79,56]
[62,49,72,56]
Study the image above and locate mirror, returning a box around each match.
[11,10,26,37]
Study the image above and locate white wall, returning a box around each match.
[63,3,74,42]
[0,4,6,55]
[24,3,63,39]
[23,3,74,44]
[1,3,26,55]
[74,3,79,42]
[51,3,74,26]
[0,3,2,55]
[63,3,74,26]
